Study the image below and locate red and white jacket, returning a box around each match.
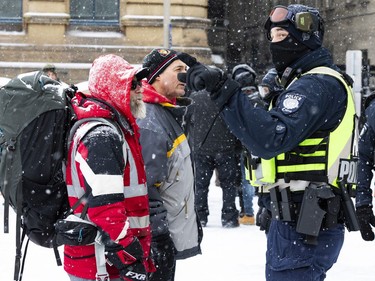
[63,54,153,279]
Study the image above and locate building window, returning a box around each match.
[0,0,22,31]
[70,0,119,26]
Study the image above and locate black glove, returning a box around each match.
[232,64,256,89]
[149,233,176,280]
[356,205,375,241]
[185,63,224,93]
[105,237,147,281]
[256,207,272,234]
[64,84,78,99]
[120,260,148,281]
[247,92,268,109]
[259,68,283,103]
[178,51,224,93]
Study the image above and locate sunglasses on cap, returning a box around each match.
[265,6,319,34]
[131,79,142,90]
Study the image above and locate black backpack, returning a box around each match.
[0,71,77,281]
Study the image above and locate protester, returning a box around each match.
[188,71,242,228]
[356,93,375,241]
[137,48,202,281]
[63,54,153,281]
[42,64,59,81]
[231,64,257,225]
[183,4,357,280]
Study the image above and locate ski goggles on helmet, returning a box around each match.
[264,6,319,39]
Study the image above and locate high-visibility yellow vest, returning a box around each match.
[248,67,357,189]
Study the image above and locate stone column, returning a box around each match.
[23,0,69,44]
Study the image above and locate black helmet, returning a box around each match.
[264,4,324,50]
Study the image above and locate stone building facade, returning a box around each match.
[0,0,212,83]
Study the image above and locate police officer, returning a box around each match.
[356,94,375,241]
[181,4,357,281]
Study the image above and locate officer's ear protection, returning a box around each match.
[295,12,319,33]
[265,6,323,35]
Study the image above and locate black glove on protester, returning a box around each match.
[148,233,176,280]
[356,205,375,241]
[105,236,148,281]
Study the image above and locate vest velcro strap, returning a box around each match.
[308,131,329,139]
[278,155,327,165]
[278,171,328,183]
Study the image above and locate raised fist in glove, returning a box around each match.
[356,205,375,241]
[185,63,224,93]
[105,237,148,281]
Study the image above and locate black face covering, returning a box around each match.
[270,34,310,74]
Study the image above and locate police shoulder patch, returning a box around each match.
[281,93,306,114]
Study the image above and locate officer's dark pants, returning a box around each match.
[266,220,345,281]
[194,151,241,225]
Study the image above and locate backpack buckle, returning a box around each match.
[7,138,16,151]
[95,273,109,281]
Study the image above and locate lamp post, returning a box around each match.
[163,0,172,48]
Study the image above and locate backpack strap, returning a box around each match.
[14,180,26,281]
[0,137,23,281]
[2,137,17,234]
[95,241,109,281]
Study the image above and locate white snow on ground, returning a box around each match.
[1,176,375,280]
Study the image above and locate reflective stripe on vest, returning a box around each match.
[249,67,356,188]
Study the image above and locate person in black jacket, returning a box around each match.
[188,68,242,228]
[231,64,258,225]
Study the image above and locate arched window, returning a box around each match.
[0,0,22,31]
[70,0,119,26]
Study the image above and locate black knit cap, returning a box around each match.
[142,49,179,84]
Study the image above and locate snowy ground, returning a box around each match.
[1,176,375,281]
